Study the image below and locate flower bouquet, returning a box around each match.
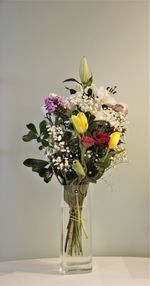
[23,57,128,274]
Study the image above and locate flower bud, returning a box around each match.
[79,56,91,84]
[72,160,85,177]
[71,112,88,134]
[108,132,121,149]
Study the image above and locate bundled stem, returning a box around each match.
[64,184,89,256]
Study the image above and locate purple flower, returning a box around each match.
[44,97,56,113]
[54,95,64,107]
[44,93,64,114]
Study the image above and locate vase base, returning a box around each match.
[60,265,92,275]
[60,257,92,275]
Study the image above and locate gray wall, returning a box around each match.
[0,0,149,261]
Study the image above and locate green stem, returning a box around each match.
[102,148,109,162]
[81,218,88,239]
[68,219,74,256]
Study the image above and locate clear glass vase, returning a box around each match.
[60,183,92,274]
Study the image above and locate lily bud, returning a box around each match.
[79,56,91,84]
[108,132,121,149]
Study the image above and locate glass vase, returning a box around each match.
[60,183,92,274]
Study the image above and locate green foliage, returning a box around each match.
[85,111,95,124]
[63,78,81,85]
[23,158,53,183]
[22,131,37,142]
[22,120,49,149]
[65,86,77,95]
[39,120,47,135]
[54,107,69,123]
[22,123,38,141]
[86,75,93,87]
[26,123,38,134]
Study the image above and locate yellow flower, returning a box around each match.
[79,56,91,84]
[71,112,88,134]
[108,132,121,149]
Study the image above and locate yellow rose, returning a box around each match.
[79,56,91,84]
[108,132,121,149]
[71,112,88,134]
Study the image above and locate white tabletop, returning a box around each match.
[0,257,149,286]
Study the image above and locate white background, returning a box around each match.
[0,0,149,261]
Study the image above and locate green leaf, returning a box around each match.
[64,131,72,142]
[65,87,77,95]
[22,131,37,142]
[23,158,49,169]
[23,158,53,183]
[26,123,37,134]
[68,137,79,147]
[41,140,49,147]
[86,75,93,86]
[85,111,95,124]
[37,136,41,143]
[39,166,53,183]
[39,120,48,135]
[95,168,105,180]
[63,78,81,85]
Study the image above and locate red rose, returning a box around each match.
[92,130,110,145]
[81,136,95,148]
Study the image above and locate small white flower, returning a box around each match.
[57,135,62,141]
[60,163,63,170]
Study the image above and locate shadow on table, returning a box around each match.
[0,259,60,276]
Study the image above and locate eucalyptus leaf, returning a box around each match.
[39,166,53,183]
[39,120,48,135]
[22,131,37,142]
[26,123,37,134]
[23,158,49,169]
[41,140,49,147]
[23,158,53,183]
